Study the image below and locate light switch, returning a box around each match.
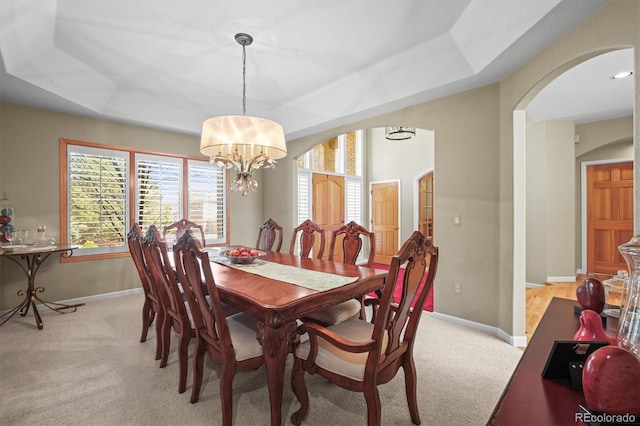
[453,214,462,226]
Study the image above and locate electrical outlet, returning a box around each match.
[454,283,462,295]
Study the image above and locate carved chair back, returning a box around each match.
[256,217,283,252]
[163,218,206,247]
[289,219,326,259]
[327,221,375,267]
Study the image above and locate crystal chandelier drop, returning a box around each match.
[200,33,287,196]
[385,126,416,140]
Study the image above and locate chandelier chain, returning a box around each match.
[242,43,247,115]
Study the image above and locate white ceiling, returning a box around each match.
[0,0,633,141]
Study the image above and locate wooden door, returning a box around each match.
[312,173,344,260]
[418,172,434,241]
[587,161,634,275]
[371,182,399,265]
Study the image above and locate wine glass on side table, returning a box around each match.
[4,229,15,247]
[17,229,28,245]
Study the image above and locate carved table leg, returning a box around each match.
[258,320,298,426]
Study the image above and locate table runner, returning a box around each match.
[206,250,358,292]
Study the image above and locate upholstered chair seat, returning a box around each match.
[295,318,389,381]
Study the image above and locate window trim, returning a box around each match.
[59,138,229,262]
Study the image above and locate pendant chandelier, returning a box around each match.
[200,33,287,196]
[385,126,416,140]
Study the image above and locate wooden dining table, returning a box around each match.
[205,250,388,426]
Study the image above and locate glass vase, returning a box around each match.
[36,224,48,246]
[617,235,640,360]
[0,193,15,245]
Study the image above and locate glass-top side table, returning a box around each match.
[0,244,83,330]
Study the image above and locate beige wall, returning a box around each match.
[0,103,261,309]
[544,121,576,279]
[525,120,576,284]
[575,116,634,157]
[525,119,547,285]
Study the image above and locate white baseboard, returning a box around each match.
[58,288,143,306]
[526,282,545,288]
[0,287,143,316]
[546,276,576,282]
[432,311,527,348]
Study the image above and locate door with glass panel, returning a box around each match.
[418,172,434,241]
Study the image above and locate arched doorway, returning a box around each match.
[514,48,635,340]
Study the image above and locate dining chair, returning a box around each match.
[289,219,326,259]
[256,217,283,252]
[163,218,206,247]
[290,230,439,426]
[303,221,376,326]
[173,231,264,425]
[142,225,194,394]
[127,223,164,360]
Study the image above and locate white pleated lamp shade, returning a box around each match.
[200,115,287,160]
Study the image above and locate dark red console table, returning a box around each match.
[488,297,593,425]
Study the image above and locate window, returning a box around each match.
[345,177,362,224]
[135,154,182,230]
[61,139,228,260]
[187,159,226,244]
[297,170,312,225]
[67,145,129,255]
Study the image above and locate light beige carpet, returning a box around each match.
[0,293,522,425]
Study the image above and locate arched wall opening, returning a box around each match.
[512,47,635,342]
[289,126,436,250]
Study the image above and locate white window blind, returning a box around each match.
[67,145,129,254]
[346,177,362,225]
[188,160,226,245]
[135,154,182,230]
[297,170,311,225]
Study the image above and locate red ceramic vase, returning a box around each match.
[582,345,640,415]
[574,310,615,344]
[577,278,605,313]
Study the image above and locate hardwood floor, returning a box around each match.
[525,277,581,343]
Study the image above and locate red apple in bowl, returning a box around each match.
[224,246,263,264]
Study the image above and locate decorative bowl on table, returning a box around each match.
[224,246,264,264]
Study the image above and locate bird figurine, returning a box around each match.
[574,309,615,344]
